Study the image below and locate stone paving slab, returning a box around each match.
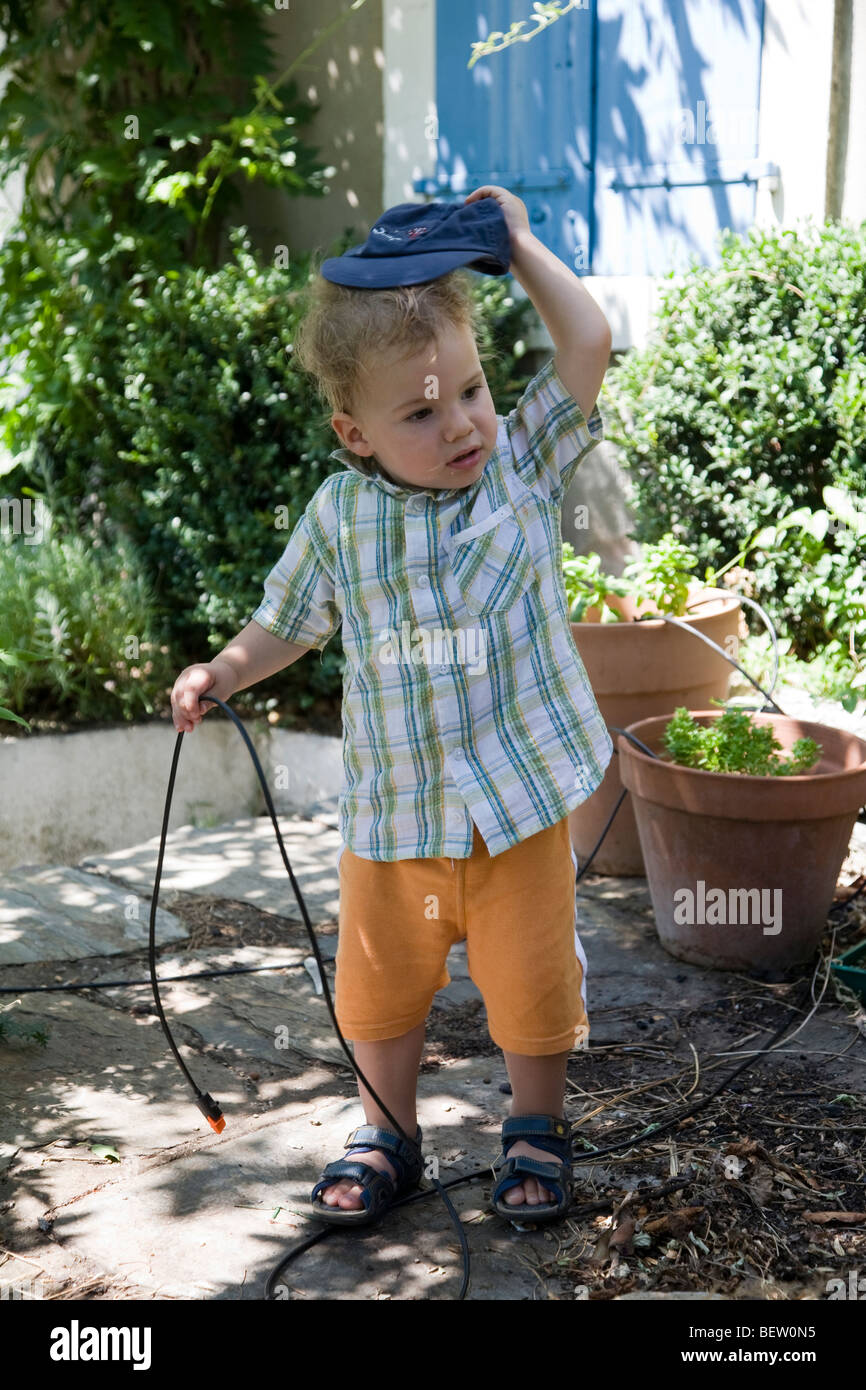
[0,943,546,1299]
[757,682,866,737]
[45,1082,544,1301]
[99,938,479,1064]
[79,808,498,1017]
[0,865,186,965]
[128,944,350,1071]
[0,930,536,1299]
[79,815,342,924]
[0,983,242,1160]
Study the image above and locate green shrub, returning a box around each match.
[0,506,175,727]
[562,547,631,621]
[602,219,866,669]
[0,0,362,729]
[0,0,333,289]
[1,229,536,726]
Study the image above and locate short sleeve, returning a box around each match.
[506,354,604,502]
[250,494,342,651]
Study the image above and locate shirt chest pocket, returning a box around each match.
[446,501,534,618]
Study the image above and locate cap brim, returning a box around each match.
[320,250,504,288]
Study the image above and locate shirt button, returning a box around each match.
[416,574,429,588]
[438,665,449,674]
[453,747,465,760]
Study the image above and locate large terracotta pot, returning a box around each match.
[617,710,866,970]
[569,586,742,875]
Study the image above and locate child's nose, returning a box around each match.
[444,405,476,434]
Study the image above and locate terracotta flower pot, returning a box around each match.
[569,586,742,875]
[617,710,866,970]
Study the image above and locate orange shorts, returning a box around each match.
[334,814,589,1056]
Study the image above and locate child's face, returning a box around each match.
[330,323,498,489]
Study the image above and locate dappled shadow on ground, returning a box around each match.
[1,882,864,1300]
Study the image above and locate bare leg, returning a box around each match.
[500,1047,570,1206]
[318,1020,426,1209]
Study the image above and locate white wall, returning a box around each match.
[0,723,343,873]
[843,0,866,223]
[382,0,437,207]
[757,0,834,230]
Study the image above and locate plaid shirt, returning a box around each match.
[251,353,613,861]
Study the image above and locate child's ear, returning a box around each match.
[330,412,375,458]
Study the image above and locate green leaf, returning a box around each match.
[750,525,778,550]
[804,509,830,542]
[90,1143,121,1163]
[824,486,866,534]
[0,705,30,728]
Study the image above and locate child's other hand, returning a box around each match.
[464,185,532,253]
[170,662,232,733]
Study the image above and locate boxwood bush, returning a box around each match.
[602,218,866,676]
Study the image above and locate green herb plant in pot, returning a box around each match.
[617,704,866,970]
[566,534,743,876]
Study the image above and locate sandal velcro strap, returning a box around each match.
[500,1114,570,1145]
[317,1159,389,1189]
[346,1123,421,1164]
[499,1114,572,1163]
[491,1157,571,1218]
[339,1123,424,1191]
[496,1155,565,1183]
[310,1160,392,1216]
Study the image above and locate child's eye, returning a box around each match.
[407,383,482,423]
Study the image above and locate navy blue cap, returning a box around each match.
[319,197,511,288]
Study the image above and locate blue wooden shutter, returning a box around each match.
[422,2,774,278]
[595,0,771,274]
[417,1,595,274]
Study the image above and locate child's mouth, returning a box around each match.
[447,447,482,469]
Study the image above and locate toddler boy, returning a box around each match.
[171,188,613,1225]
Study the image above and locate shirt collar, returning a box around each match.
[328,447,474,501]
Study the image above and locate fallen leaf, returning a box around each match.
[89,1144,120,1163]
[642,1207,706,1240]
[610,1215,636,1253]
[802,1212,866,1226]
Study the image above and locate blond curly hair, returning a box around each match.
[290,263,496,442]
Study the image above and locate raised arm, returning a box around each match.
[463,184,612,424]
[508,227,612,426]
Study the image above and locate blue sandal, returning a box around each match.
[491,1114,574,1226]
[310,1123,424,1227]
